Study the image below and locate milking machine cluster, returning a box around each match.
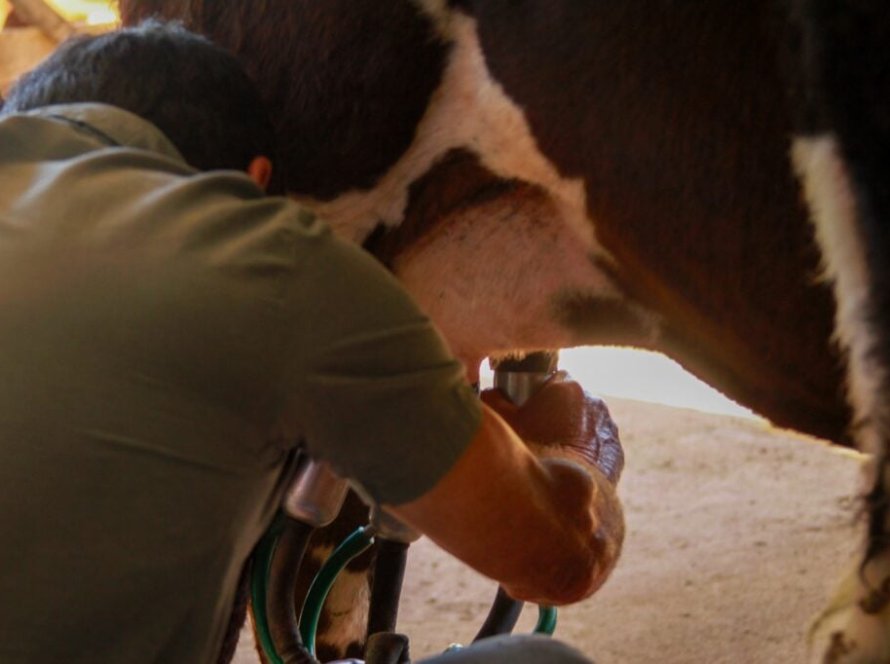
[252,352,560,664]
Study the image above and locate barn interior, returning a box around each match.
[0,3,866,662]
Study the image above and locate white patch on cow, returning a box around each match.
[303,4,601,258]
[792,135,885,456]
[794,134,890,663]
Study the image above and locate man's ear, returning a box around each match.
[246,156,273,191]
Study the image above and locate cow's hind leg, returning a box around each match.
[795,133,890,663]
[791,1,890,661]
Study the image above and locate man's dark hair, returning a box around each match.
[2,20,278,180]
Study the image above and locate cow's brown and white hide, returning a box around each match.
[120,0,850,444]
[116,1,874,662]
[789,1,890,661]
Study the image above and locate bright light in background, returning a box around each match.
[45,0,118,26]
[562,347,759,418]
[482,347,760,420]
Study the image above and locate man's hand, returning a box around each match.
[481,373,624,485]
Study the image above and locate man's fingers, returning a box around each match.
[483,379,624,485]
[480,387,519,418]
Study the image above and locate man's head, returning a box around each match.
[2,20,278,186]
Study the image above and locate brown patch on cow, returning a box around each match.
[825,630,858,663]
[316,639,365,662]
[553,291,658,348]
[315,641,339,663]
[859,576,890,614]
[364,148,520,268]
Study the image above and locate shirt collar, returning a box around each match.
[26,102,187,164]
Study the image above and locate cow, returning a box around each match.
[116,1,890,662]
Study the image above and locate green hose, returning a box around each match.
[256,517,555,661]
[535,605,558,635]
[299,526,376,656]
[250,513,287,664]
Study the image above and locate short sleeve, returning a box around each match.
[281,228,482,505]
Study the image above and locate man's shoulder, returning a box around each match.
[1,102,186,164]
[0,103,332,304]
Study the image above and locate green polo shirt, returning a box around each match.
[0,103,481,663]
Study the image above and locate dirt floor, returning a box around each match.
[234,397,866,664]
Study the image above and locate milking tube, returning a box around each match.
[365,505,419,641]
[254,455,350,664]
[473,350,560,642]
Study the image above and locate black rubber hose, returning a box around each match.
[472,586,525,642]
[267,517,319,664]
[366,538,410,638]
[365,632,411,664]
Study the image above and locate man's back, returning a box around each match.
[0,104,302,662]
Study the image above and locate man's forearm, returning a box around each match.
[387,406,624,606]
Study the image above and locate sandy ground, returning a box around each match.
[234,397,866,664]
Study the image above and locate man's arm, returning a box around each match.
[278,222,623,601]
[386,378,624,606]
